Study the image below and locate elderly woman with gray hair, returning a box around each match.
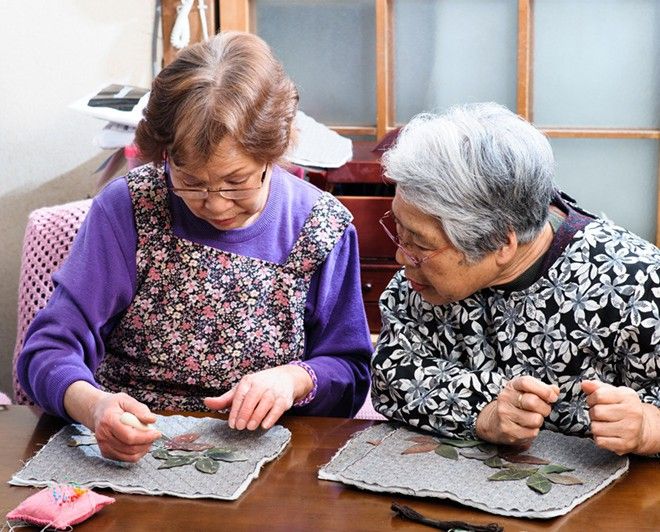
[372,102,659,456]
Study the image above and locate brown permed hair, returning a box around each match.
[135,31,299,167]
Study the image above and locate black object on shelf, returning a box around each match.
[87,84,148,111]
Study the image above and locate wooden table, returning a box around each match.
[2,406,658,531]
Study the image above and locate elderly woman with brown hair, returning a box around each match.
[372,102,660,456]
[18,31,372,461]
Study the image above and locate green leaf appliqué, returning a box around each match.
[459,448,497,460]
[488,468,537,481]
[434,444,459,460]
[205,449,247,462]
[195,457,220,474]
[151,448,172,460]
[483,456,506,468]
[538,464,575,475]
[527,473,553,494]
[157,455,197,469]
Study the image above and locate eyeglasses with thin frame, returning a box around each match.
[379,210,452,267]
[166,159,268,200]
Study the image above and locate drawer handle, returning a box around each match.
[362,282,373,293]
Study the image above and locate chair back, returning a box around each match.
[12,199,92,404]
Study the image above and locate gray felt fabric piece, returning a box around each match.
[319,424,628,519]
[10,415,291,500]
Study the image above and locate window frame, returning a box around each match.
[219,0,660,245]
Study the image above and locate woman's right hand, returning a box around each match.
[475,375,559,447]
[64,381,161,462]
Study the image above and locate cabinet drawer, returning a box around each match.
[360,264,400,302]
[337,196,396,259]
[365,302,383,333]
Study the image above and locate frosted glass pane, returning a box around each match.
[535,0,660,128]
[550,138,659,243]
[394,0,517,123]
[254,0,375,126]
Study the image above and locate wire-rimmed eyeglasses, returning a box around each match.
[167,160,268,201]
[379,210,452,267]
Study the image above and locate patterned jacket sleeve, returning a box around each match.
[609,242,660,457]
[371,270,507,439]
[613,255,660,409]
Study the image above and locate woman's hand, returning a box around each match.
[582,380,659,455]
[64,381,160,462]
[204,365,313,431]
[475,375,559,447]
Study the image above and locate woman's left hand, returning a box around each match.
[204,365,313,431]
[581,380,659,455]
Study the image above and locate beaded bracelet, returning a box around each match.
[288,360,318,407]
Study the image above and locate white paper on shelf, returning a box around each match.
[74,90,351,168]
[287,110,353,169]
[93,122,136,149]
[70,85,150,128]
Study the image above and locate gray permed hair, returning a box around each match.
[382,102,556,263]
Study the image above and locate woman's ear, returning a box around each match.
[494,231,518,266]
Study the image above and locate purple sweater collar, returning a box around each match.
[165,164,284,244]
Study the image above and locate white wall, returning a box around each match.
[0,1,158,397]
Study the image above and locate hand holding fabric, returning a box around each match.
[582,380,659,455]
[204,364,313,431]
[475,375,559,447]
[64,381,160,462]
[91,391,161,462]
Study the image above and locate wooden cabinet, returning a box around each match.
[308,141,398,333]
[359,263,400,333]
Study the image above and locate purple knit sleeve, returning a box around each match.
[16,179,137,419]
[293,224,373,417]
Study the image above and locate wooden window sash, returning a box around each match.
[218,0,660,245]
[219,0,250,32]
[542,129,660,139]
[517,0,533,121]
[375,0,394,139]
[517,0,659,245]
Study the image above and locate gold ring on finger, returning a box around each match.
[517,393,524,410]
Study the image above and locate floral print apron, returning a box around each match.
[96,164,351,411]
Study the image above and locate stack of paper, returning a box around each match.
[93,123,137,150]
[70,84,149,128]
[287,110,353,169]
[72,87,353,170]
[70,84,149,150]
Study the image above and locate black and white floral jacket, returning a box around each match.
[372,218,660,439]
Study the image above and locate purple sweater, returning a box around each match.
[18,165,372,419]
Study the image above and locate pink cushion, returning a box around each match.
[6,485,114,530]
[354,395,386,420]
[12,200,92,404]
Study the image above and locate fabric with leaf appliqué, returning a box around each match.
[372,219,660,439]
[95,165,352,411]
